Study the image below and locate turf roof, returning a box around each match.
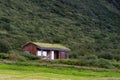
[32,42,70,51]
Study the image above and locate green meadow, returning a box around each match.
[0,64,120,80]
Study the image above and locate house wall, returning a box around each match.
[60,51,67,59]
[22,43,37,55]
[36,50,67,59]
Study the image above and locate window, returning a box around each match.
[42,51,47,56]
[37,51,47,56]
[37,51,42,56]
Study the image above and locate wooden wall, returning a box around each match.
[22,43,37,55]
[60,51,67,59]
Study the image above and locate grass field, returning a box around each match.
[0,64,120,80]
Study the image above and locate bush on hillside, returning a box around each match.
[20,52,40,60]
[0,53,8,59]
[95,58,115,68]
[98,52,113,60]
[7,53,26,61]
[114,54,120,61]
[56,59,80,65]
[0,40,11,53]
[8,50,40,61]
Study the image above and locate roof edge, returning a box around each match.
[22,42,71,51]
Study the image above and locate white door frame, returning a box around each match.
[51,51,54,60]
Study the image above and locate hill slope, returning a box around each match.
[0,0,120,59]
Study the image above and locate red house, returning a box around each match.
[22,42,70,60]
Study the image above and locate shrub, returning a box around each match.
[7,53,26,61]
[113,63,120,68]
[20,52,40,60]
[7,53,18,60]
[111,60,120,69]
[8,50,40,60]
[49,59,81,66]
[0,53,8,59]
[95,58,115,68]
[98,52,113,60]
[84,55,98,60]
[114,54,120,61]
[0,40,11,53]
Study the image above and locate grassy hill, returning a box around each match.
[0,0,120,60]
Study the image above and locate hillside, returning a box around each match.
[0,0,120,60]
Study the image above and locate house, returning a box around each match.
[22,42,70,60]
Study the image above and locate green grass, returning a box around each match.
[0,69,98,80]
[0,64,120,80]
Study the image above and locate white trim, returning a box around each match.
[51,51,54,60]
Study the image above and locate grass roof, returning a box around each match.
[32,42,70,51]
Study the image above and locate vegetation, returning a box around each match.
[0,0,120,64]
[0,64,120,80]
[0,51,40,61]
[0,51,120,69]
